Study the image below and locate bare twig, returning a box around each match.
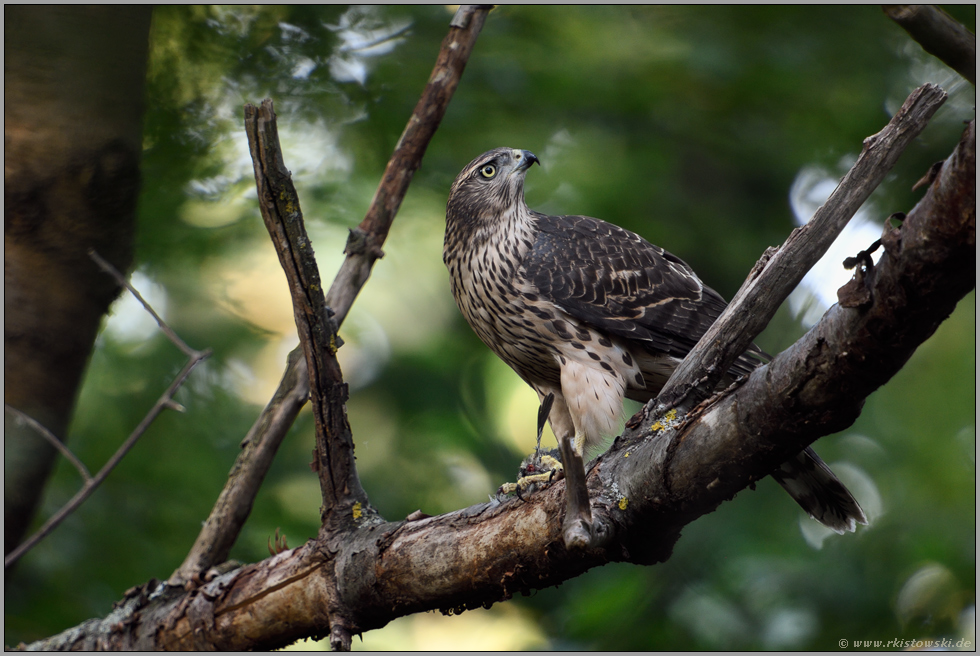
[4,405,92,483]
[655,83,947,414]
[326,4,492,325]
[5,254,211,569]
[883,5,976,84]
[172,5,493,583]
[88,249,199,358]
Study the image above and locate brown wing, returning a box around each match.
[525,212,765,377]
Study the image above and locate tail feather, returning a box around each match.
[771,447,868,534]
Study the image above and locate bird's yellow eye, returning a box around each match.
[480,164,496,178]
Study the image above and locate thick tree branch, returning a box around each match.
[883,5,976,84]
[170,7,493,585]
[617,118,975,562]
[656,83,947,414]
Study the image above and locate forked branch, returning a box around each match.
[171,6,493,583]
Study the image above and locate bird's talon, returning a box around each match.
[499,447,564,499]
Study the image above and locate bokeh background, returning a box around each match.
[5,5,975,650]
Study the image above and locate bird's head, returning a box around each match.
[446,147,539,231]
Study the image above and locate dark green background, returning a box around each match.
[6,6,975,649]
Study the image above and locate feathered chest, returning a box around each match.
[444,218,530,332]
[442,210,561,373]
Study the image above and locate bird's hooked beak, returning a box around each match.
[512,149,539,173]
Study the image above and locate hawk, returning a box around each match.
[444,147,866,548]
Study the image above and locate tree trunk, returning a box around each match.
[4,6,152,555]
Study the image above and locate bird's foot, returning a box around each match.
[498,450,564,498]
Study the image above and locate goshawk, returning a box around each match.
[444,147,866,548]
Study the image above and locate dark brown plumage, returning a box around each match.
[445,147,866,544]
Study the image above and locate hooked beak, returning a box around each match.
[512,149,539,173]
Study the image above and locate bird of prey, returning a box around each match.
[444,147,867,548]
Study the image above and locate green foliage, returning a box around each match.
[6,5,974,649]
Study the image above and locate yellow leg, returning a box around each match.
[498,453,563,497]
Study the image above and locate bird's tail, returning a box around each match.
[771,447,868,534]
